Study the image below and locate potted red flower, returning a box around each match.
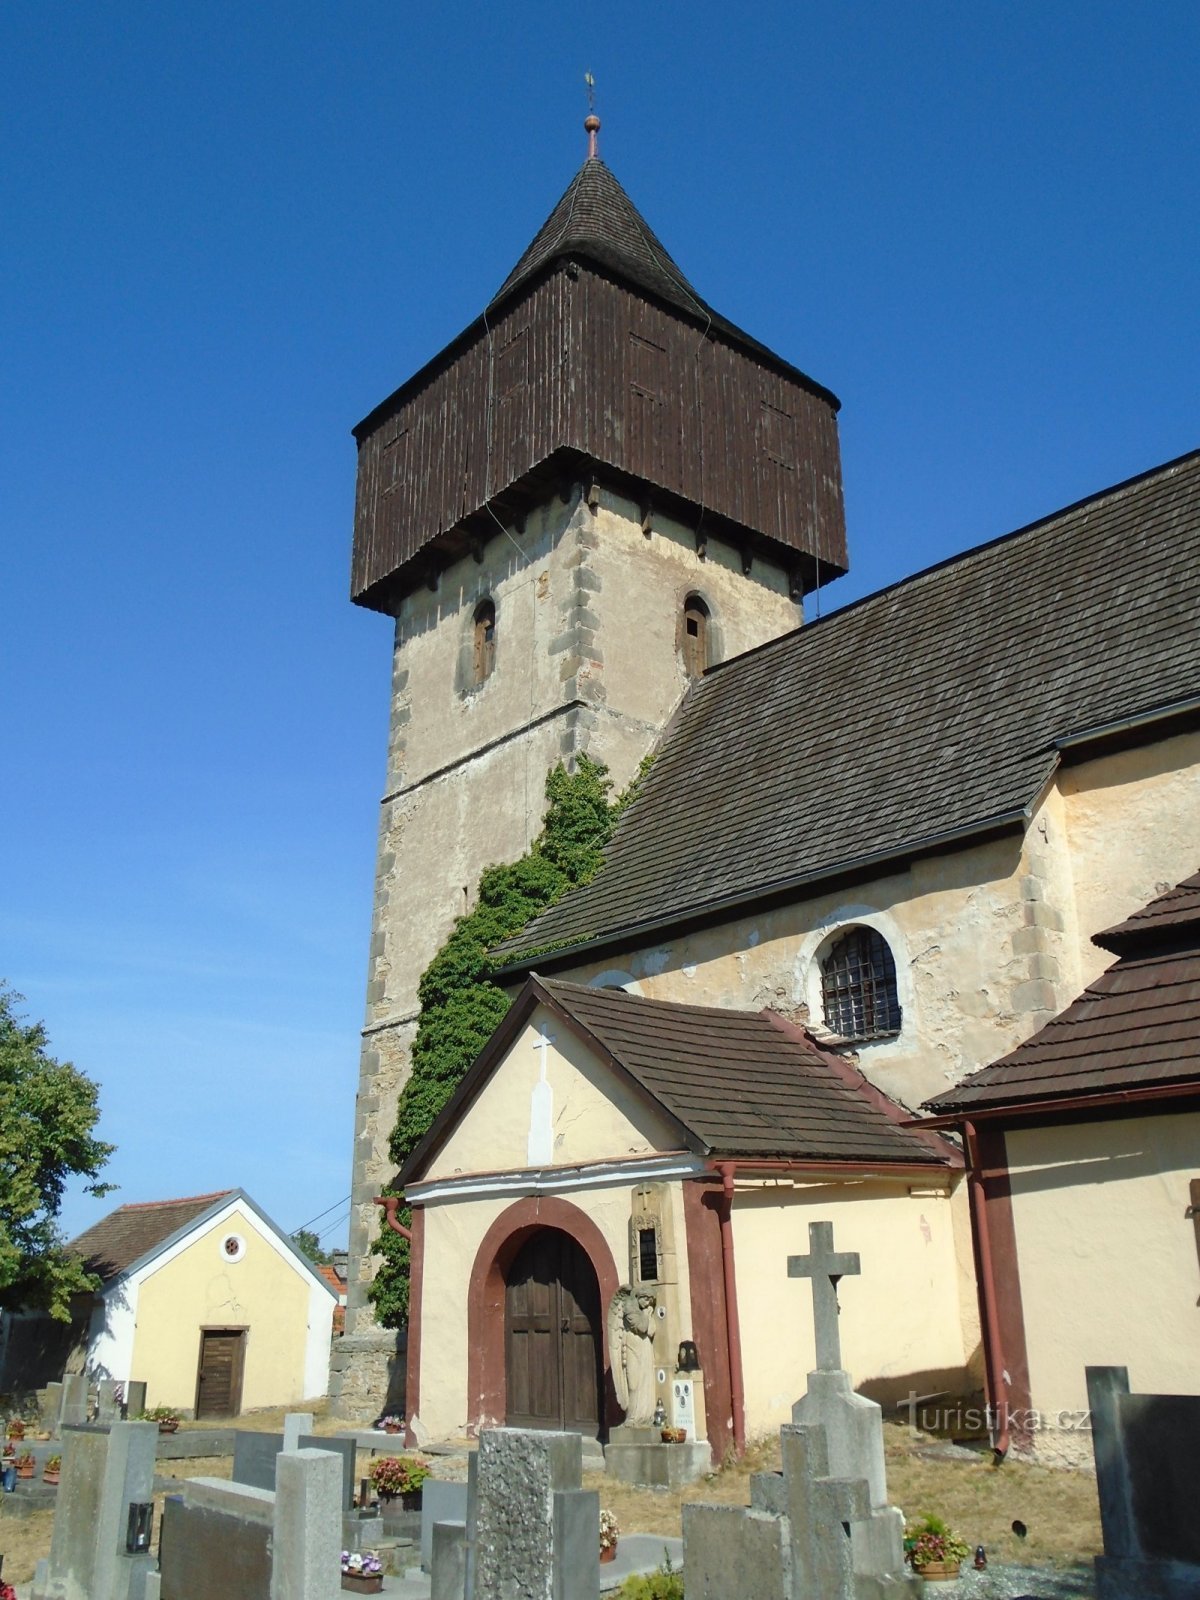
[904,1515,971,1581]
[368,1455,429,1511]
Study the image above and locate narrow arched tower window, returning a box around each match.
[820,927,902,1041]
[473,598,496,684]
[682,595,710,678]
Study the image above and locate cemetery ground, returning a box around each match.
[580,1423,1101,1570]
[1,1410,1101,1589]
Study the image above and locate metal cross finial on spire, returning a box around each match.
[584,71,600,159]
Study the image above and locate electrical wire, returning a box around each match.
[291,1194,351,1234]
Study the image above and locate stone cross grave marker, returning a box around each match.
[787,1219,861,1371]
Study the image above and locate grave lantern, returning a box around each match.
[126,1501,153,1554]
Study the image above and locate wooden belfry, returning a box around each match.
[349,117,848,612]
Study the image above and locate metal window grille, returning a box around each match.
[820,927,902,1040]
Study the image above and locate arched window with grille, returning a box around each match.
[472,598,496,684]
[682,594,710,678]
[820,927,902,1041]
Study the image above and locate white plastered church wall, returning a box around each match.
[1006,1110,1200,1438]
[558,728,1200,1116]
[731,1177,965,1437]
[408,1007,701,1440]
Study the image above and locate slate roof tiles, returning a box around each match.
[496,449,1200,966]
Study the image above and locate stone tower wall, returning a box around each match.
[331,481,803,1417]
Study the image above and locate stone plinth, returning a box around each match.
[604,1439,712,1488]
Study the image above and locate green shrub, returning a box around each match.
[616,1556,684,1599]
[369,755,648,1326]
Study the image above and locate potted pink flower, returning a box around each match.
[599,1508,619,1563]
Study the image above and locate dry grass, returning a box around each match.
[174,1399,350,1436]
[0,1507,56,1586]
[584,1424,1102,1571]
[3,1419,1102,1586]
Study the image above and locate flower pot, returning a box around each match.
[341,1576,383,1594]
[917,1561,962,1581]
[43,1471,60,1486]
[158,1422,179,1434]
[382,1424,402,1435]
[16,1465,35,1479]
[600,1545,617,1564]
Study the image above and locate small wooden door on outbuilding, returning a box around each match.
[505,1229,603,1437]
[194,1327,247,1419]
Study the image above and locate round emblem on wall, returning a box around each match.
[221,1233,246,1263]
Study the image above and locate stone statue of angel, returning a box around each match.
[607,1284,658,1425]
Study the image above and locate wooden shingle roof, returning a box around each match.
[400,976,956,1183]
[539,980,952,1166]
[1094,870,1200,954]
[490,155,837,398]
[496,449,1200,969]
[923,871,1200,1116]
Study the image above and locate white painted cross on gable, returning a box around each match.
[526,1021,557,1167]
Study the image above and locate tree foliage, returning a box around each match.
[0,986,115,1319]
[291,1228,333,1266]
[369,756,642,1327]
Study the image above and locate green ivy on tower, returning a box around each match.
[368,754,647,1327]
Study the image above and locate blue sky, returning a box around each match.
[4,2,1197,1248]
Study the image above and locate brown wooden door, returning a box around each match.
[505,1231,602,1435]
[194,1328,246,1419]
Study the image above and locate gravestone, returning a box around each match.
[273,1448,342,1600]
[30,1420,157,1600]
[96,1380,123,1425]
[429,1427,599,1600]
[1087,1365,1200,1600]
[682,1219,917,1600]
[40,1382,63,1429]
[281,1411,313,1452]
[159,1449,341,1600]
[232,1427,355,1510]
[160,1479,274,1600]
[787,1221,911,1590]
[123,1381,147,1420]
[232,1430,284,1492]
[59,1373,89,1428]
[421,1478,470,1569]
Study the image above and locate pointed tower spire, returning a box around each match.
[584,70,598,158]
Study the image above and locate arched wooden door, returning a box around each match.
[505,1229,603,1435]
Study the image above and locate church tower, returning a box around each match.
[332,122,849,1415]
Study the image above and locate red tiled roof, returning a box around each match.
[69,1191,235,1283]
